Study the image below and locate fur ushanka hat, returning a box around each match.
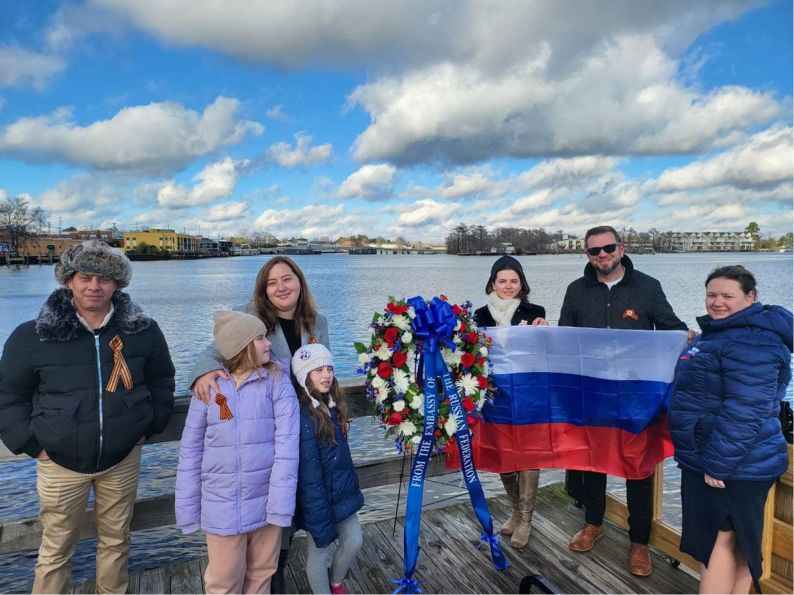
[55,240,132,288]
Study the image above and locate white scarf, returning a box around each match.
[487,292,521,327]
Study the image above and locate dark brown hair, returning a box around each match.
[253,256,318,339]
[220,341,281,380]
[297,376,349,445]
[584,225,622,246]
[705,265,758,298]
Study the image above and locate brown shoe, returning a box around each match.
[628,543,653,576]
[569,522,604,552]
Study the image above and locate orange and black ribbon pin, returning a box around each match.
[106,335,134,393]
[215,394,234,421]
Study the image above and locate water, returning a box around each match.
[0,252,791,590]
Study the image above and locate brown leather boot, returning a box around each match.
[628,543,652,576]
[510,470,539,549]
[499,473,520,536]
[568,522,604,552]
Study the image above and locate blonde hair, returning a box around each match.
[220,341,281,381]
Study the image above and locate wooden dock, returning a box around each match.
[64,485,699,594]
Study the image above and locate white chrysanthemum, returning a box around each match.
[374,387,388,404]
[479,345,488,356]
[441,348,462,367]
[371,375,386,389]
[358,352,372,365]
[392,314,411,331]
[444,417,457,435]
[399,420,417,436]
[456,373,478,396]
[455,319,462,331]
[375,344,392,360]
[401,331,413,344]
[393,369,410,394]
[393,400,406,412]
[407,306,416,319]
[475,393,487,410]
[410,393,423,412]
[410,435,421,446]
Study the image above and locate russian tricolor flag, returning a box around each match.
[451,326,688,479]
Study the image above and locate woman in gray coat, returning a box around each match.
[190,255,329,593]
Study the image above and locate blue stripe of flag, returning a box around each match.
[483,372,671,434]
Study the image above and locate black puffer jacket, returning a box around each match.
[0,288,175,473]
[558,255,686,331]
[474,301,546,327]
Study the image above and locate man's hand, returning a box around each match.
[531,317,549,326]
[686,329,698,343]
[36,450,50,461]
[193,369,228,404]
[704,473,725,489]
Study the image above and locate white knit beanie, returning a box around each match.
[291,343,334,393]
[213,310,268,360]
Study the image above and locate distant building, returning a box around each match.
[123,229,201,254]
[18,236,82,257]
[550,236,584,252]
[668,231,754,252]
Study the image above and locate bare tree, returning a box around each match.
[0,196,47,256]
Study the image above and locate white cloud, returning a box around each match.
[265,105,291,122]
[0,97,263,173]
[350,36,780,164]
[205,201,249,222]
[655,125,793,191]
[0,47,65,89]
[517,156,622,188]
[338,164,396,199]
[407,167,503,200]
[253,203,361,238]
[157,157,241,208]
[267,133,332,167]
[395,198,462,227]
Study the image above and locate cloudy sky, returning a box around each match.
[0,0,791,242]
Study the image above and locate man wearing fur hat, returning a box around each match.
[0,240,175,593]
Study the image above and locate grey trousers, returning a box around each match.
[305,513,363,593]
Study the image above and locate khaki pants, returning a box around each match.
[32,446,142,594]
[205,524,282,594]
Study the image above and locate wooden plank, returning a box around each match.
[167,558,203,594]
[0,448,455,555]
[772,518,793,563]
[137,565,168,594]
[761,484,777,581]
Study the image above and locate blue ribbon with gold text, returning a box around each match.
[394,296,508,593]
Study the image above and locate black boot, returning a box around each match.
[270,549,289,594]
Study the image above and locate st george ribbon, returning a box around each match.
[394,296,508,593]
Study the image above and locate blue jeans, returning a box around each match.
[305,513,363,593]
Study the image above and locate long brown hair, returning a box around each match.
[253,256,318,339]
[297,377,348,444]
[220,341,281,381]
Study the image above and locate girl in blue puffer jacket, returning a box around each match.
[669,265,792,594]
[291,344,364,595]
[176,311,299,594]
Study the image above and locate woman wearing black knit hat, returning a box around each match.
[474,255,547,549]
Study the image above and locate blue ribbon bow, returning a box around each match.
[396,296,508,591]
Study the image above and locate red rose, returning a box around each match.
[386,412,403,425]
[465,331,479,344]
[452,304,463,315]
[462,396,475,413]
[377,362,393,379]
[392,351,408,368]
[477,376,489,389]
[434,429,442,437]
[383,327,399,346]
[387,302,409,315]
[460,352,476,367]
[477,357,485,366]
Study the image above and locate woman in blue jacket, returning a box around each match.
[669,265,792,594]
[291,344,364,595]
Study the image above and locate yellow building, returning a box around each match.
[123,229,200,254]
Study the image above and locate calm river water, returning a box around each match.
[0,252,791,590]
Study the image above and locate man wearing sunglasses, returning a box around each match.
[559,225,688,578]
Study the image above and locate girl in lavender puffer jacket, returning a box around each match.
[176,310,299,594]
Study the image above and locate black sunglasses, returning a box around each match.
[586,243,619,257]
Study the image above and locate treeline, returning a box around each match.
[446,224,553,254]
